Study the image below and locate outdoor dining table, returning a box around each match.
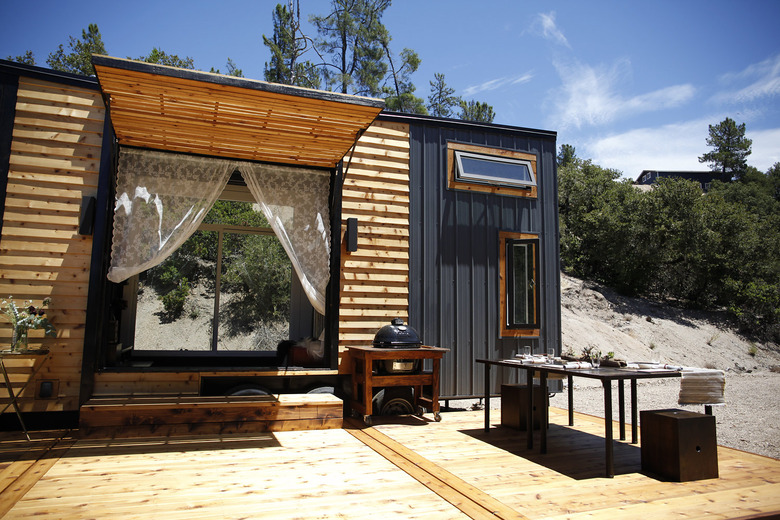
[476,358,682,477]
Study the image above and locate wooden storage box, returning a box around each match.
[501,384,546,430]
[640,409,718,481]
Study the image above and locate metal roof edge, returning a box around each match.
[0,58,99,89]
[91,55,385,110]
[377,111,557,139]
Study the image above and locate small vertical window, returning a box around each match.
[500,232,540,337]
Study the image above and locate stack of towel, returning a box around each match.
[678,369,726,405]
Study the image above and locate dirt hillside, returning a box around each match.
[555,272,780,459]
[559,272,780,372]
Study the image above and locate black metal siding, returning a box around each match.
[407,120,560,399]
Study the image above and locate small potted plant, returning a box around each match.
[2,297,57,352]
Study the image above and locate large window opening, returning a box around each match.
[130,201,297,353]
[111,178,324,368]
[499,232,540,337]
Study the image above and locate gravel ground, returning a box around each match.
[445,371,780,460]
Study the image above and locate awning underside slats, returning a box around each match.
[93,56,385,167]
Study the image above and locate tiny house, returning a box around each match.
[0,56,559,429]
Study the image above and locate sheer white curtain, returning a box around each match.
[238,162,331,315]
[107,147,332,315]
[107,148,235,282]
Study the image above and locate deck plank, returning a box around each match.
[2,428,469,519]
[372,408,780,520]
[1,408,779,519]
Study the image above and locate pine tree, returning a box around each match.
[557,144,577,167]
[311,0,391,95]
[6,50,35,65]
[459,99,495,123]
[136,48,195,69]
[263,1,320,88]
[46,23,106,76]
[698,117,752,181]
[382,48,426,114]
[427,73,461,118]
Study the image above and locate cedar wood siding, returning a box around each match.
[0,72,105,413]
[338,119,411,369]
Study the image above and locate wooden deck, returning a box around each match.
[1,407,779,519]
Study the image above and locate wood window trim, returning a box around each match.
[447,142,538,199]
[499,231,541,338]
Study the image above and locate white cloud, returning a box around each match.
[714,53,780,104]
[748,127,780,170]
[582,119,711,179]
[548,59,696,130]
[462,72,533,97]
[536,12,570,48]
[580,119,780,178]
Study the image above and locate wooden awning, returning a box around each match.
[92,55,385,168]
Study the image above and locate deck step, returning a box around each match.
[78,394,343,437]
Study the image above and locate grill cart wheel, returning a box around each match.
[372,387,415,416]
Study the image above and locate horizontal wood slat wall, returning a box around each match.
[0,77,104,413]
[338,121,410,366]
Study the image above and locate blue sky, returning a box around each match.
[2,1,779,179]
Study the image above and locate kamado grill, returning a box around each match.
[373,318,422,374]
[346,320,447,424]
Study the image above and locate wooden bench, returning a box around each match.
[79,393,343,437]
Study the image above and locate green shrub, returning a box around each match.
[159,277,191,320]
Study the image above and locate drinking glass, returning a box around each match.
[547,348,555,362]
[522,346,531,358]
[591,353,601,368]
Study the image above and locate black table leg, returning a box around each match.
[603,379,614,478]
[618,379,626,441]
[631,379,638,444]
[540,371,548,454]
[526,368,534,449]
[0,361,29,441]
[567,374,574,426]
[484,363,491,432]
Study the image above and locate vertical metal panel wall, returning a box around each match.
[399,116,560,399]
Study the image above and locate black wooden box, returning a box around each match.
[640,409,718,481]
[501,384,546,430]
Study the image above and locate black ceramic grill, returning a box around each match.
[372,318,422,349]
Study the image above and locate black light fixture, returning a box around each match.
[79,196,96,235]
[346,217,358,252]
